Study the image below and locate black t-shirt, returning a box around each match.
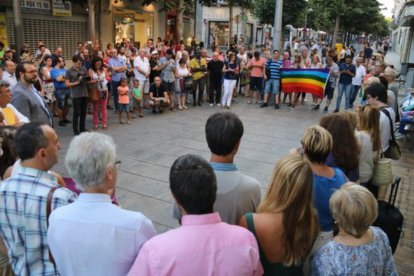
[150,83,165,97]
[149,59,161,83]
[208,60,224,80]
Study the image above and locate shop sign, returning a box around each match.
[20,0,51,13]
[52,0,72,17]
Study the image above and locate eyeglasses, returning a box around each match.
[114,160,121,168]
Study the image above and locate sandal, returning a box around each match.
[247,101,252,104]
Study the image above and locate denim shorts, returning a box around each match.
[264,79,280,95]
[54,88,72,109]
[118,103,129,112]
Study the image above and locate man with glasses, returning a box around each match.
[51,57,71,127]
[0,122,77,275]
[11,62,53,126]
[65,55,89,135]
[47,132,155,275]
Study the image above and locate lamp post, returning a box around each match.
[303,8,313,40]
[272,0,283,51]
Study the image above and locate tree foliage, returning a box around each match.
[252,0,307,27]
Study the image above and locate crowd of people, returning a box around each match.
[0,37,401,134]
[0,108,398,275]
[0,36,402,276]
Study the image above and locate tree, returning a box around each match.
[252,0,307,27]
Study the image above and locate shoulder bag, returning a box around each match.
[380,108,401,160]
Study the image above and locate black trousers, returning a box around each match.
[192,77,206,104]
[72,96,88,134]
[209,78,222,104]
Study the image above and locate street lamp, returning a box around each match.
[303,8,313,40]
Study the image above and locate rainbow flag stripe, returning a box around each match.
[281,68,330,98]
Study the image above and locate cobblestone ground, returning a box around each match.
[51,55,413,274]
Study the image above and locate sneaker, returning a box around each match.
[152,109,157,114]
[58,121,66,127]
[275,103,279,109]
[63,118,72,124]
[197,102,202,106]
[217,103,221,107]
[107,105,114,110]
[139,112,144,117]
[260,102,268,108]
[210,103,214,107]
[127,120,131,125]
[193,102,197,106]
[333,109,339,113]
[323,106,328,113]
[159,109,164,113]
[312,105,320,111]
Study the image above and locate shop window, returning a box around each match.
[209,21,229,47]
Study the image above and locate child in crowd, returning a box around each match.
[117,78,131,124]
[132,79,144,118]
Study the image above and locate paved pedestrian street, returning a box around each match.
[53,93,413,275]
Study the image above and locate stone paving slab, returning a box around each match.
[52,91,413,275]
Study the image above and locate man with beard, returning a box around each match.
[149,50,161,84]
[11,62,53,126]
[65,55,89,135]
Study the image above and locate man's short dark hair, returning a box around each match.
[273,50,279,54]
[13,122,48,161]
[170,154,217,215]
[72,54,83,63]
[365,82,388,104]
[15,62,34,80]
[254,51,260,58]
[205,112,244,156]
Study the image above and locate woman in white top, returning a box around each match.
[356,105,381,197]
[175,58,191,110]
[41,56,57,115]
[365,82,395,158]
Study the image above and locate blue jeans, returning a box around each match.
[336,83,353,110]
[350,85,361,107]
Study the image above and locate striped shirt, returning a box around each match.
[265,59,283,79]
[0,166,77,275]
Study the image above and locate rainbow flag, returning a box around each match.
[281,68,330,98]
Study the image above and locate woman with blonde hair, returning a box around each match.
[297,125,347,256]
[357,105,381,196]
[239,154,319,275]
[312,183,397,275]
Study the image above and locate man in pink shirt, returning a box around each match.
[127,154,263,276]
[247,51,266,104]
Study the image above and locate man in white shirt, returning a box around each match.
[48,132,156,276]
[350,57,366,108]
[134,49,150,97]
[1,60,17,89]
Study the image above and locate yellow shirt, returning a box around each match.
[189,58,207,80]
[1,107,17,126]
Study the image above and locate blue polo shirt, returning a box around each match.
[50,68,67,89]
[108,57,126,82]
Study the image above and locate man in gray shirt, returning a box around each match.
[158,49,176,110]
[173,112,261,225]
[65,55,89,135]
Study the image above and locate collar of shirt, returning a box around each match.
[210,162,237,171]
[17,165,57,183]
[77,193,111,203]
[181,212,221,226]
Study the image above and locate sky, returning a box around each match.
[378,0,394,18]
